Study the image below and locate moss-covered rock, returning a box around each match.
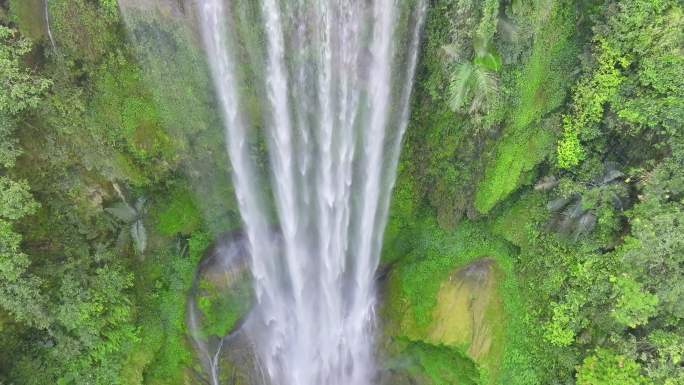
[427,259,505,383]
[380,339,481,385]
[195,268,252,338]
[383,220,513,338]
[191,233,254,338]
[216,331,262,385]
[381,218,538,385]
[185,233,263,385]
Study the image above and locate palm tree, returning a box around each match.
[448,61,499,115]
[444,32,501,116]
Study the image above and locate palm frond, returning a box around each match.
[448,62,474,112]
[470,66,498,113]
[105,202,137,223]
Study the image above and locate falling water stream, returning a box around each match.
[109,0,425,383]
[197,0,426,384]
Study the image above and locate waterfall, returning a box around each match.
[197,1,426,384]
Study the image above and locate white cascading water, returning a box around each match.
[197,1,426,384]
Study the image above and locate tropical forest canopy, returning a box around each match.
[0,0,683,384]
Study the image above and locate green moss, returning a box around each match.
[474,128,554,214]
[425,260,505,384]
[48,0,118,63]
[90,57,175,162]
[385,219,514,335]
[154,187,202,237]
[383,217,539,385]
[81,54,183,188]
[490,191,547,249]
[382,163,420,265]
[474,1,579,213]
[111,152,149,187]
[196,274,252,338]
[124,231,212,385]
[392,339,482,385]
[8,0,47,42]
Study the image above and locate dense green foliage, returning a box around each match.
[389,0,684,384]
[388,339,482,385]
[0,2,236,383]
[383,216,536,385]
[0,0,682,384]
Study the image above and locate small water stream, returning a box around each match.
[43,0,56,49]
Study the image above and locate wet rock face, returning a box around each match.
[187,232,259,385]
[193,232,254,338]
[218,330,264,385]
[378,367,426,385]
[199,233,251,292]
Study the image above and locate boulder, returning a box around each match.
[427,258,503,362]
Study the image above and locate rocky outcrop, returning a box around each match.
[427,258,503,362]
[381,257,506,385]
[186,232,258,385]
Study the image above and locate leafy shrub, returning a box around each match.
[610,274,658,328]
[154,187,201,237]
[576,349,647,385]
[474,1,578,213]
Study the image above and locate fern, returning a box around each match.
[448,62,474,112]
